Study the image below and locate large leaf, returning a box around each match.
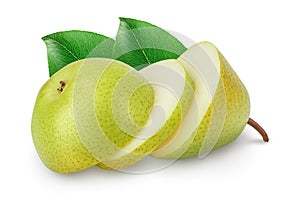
[113,17,187,70]
[42,30,114,76]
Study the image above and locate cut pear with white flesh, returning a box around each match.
[98,59,194,169]
[151,42,226,159]
[152,41,251,159]
[73,58,154,162]
[184,41,250,155]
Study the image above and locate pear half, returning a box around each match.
[151,41,250,159]
[32,58,154,173]
[97,59,194,169]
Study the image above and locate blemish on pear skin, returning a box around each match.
[57,81,66,93]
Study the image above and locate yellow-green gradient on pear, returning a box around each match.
[32,58,154,173]
[151,42,225,159]
[73,58,154,162]
[98,59,194,170]
[31,60,98,173]
[203,42,250,149]
[151,41,250,159]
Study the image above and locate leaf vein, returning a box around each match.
[48,38,80,60]
[124,22,151,64]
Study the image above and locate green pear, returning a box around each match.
[95,59,194,170]
[32,44,268,173]
[31,58,154,173]
[151,41,268,159]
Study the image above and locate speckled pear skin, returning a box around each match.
[31,58,154,173]
[94,63,154,150]
[97,61,195,170]
[160,78,226,159]
[213,51,250,148]
[179,46,250,158]
[186,43,250,157]
[32,42,251,173]
[31,60,98,173]
[155,42,250,159]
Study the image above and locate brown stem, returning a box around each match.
[247,118,269,142]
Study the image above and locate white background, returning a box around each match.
[1,0,299,199]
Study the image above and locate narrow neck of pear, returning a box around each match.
[57,81,66,93]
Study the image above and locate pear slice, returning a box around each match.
[98,59,194,169]
[151,41,250,159]
[73,58,154,162]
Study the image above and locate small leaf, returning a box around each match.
[42,30,114,76]
[113,17,187,70]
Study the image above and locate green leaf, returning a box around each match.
[42,30,114,76]
[113,17,187,70]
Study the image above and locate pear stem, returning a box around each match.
[247,118,269,142]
